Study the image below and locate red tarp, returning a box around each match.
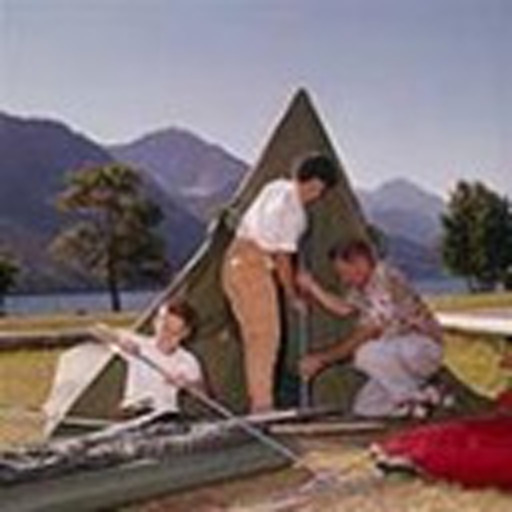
[378,415,512,489]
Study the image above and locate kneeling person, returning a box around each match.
[299,240,443,418]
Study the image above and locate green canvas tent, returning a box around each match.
[44,89,487,436]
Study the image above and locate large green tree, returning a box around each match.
[441,181,512,291]
[0,254,19,316]
[51,164,170,311]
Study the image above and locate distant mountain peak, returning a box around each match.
[108,125,248,218]
[0,110,90,143]
[362,177,444,220]
[357,177,445,248]
[110,125,245,164]
[375,178,442,202]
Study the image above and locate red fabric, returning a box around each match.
[496,390,512,411]
[379,416,512,489]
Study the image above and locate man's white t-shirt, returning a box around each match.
[236,179,307,253]
[121,333,203,413]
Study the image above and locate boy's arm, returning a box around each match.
[164,370,206,390]
[164,352,207,392]
[90,324,140,355]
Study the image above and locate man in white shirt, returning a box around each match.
[222,155,338,412]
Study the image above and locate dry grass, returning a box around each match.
[428,291,512,399]
[0,311,135,446]
[0,310,137,334]
[0,347,62,447]
[0,293,511,509]
[133,438,512,512]
[444,332,512,398]
[427,291,512,313]
[134,292,512,511]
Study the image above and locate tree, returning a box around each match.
[0,254,19,316]
[441,181,512,291]
[51,164,170,311]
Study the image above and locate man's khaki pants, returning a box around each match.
[222,239,280,412]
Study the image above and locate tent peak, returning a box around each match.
[289,87,314,107]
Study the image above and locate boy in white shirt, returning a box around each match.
[97,301,205,417]
[222,154,338,413]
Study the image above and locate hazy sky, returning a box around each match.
[1,0,510,197]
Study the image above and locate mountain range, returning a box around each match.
[0,110,446,292]
[0,112,203,292]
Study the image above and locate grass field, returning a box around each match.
[0,293,511,509]
[428,291,512,312]
[0,310,137,334]
[0,310,136,446]
[429,292,512,399]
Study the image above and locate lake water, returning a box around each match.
[415,277,467,295]
[4,278,467,316]
[4,289,159,316]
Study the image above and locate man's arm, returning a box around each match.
[297,271,355,317]
[299,323,382,381]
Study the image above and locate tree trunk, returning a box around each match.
[106,247,122,312]
[108,274,122,312]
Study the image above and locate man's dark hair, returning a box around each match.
[328,239,376,264]
[295,154,338,188]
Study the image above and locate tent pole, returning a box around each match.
[298,303,311,410]
[132,216,226,332]
[297,251,311,410]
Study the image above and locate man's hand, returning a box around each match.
[299,353,325,381]
[296,271,318,295]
